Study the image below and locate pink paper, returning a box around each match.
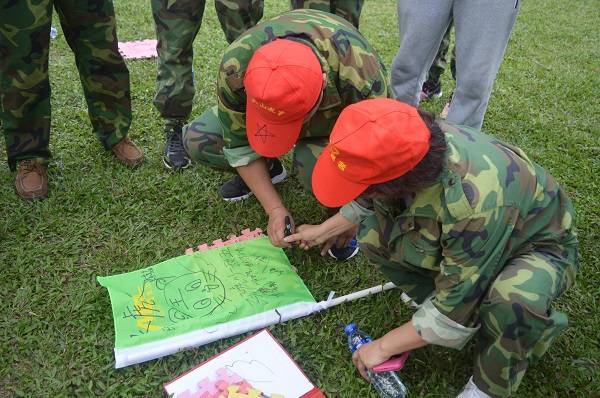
[118,39,157,59]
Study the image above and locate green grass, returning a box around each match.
[1,0,599,396]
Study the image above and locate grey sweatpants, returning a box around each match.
[390,0,520,130]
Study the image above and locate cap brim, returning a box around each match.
[312,146,369,208]
[246,106,303,158]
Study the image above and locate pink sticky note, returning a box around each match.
[216,380,229,392]
[118,39,157,59]
[197,378,219,396]
[216,368,243,385]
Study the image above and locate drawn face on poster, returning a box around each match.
[155,270,228,323]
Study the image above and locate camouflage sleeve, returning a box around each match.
[412,207,516,349]
[339,198,374,224]
[217,53,262,167]
[412,299,480,349]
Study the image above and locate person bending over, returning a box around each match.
[286,98,578,398]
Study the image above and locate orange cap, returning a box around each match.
[312,98,431,207]
[244,39,323,157]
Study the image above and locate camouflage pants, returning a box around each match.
[153,0,363,123]
[358,217,578,398]
[290,0,364,28]
[182,106,327,191]
[0,0,131,170]
[426,20,456,84]
[152,0,264,122]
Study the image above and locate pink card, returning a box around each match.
[118,39,157,60]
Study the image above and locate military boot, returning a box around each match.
[111,137,144,167]
[14,160,48,200]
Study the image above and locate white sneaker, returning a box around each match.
[456,377,492,398]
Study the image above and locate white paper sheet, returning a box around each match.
[164,330,314,398]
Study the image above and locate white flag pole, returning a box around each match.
[315,282,397,311]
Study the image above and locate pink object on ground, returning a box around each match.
[372,351,410,373]
[118,39,157,59]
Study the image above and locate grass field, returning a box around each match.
[1,0,599,397]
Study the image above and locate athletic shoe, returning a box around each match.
[420,80,443,101]
[441,91,454,119]
[219,158,287,201]
[328,237,360,261]
[163,121,191,170]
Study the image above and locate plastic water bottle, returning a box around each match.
[344,323,408,398]
[50,26,58,39]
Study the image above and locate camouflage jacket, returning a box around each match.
[217,9,389,167]
[349,121,578,349]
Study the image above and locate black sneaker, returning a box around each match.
[328,237,360,261]
[219,158,288,201]
[163,121,191,170]
[420,80,443,101]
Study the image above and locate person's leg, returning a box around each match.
[152,0,205,169]
[292,137,328,193]
[152,0,205,122]
[183,106,232,171]
[331,0,364,28]
[450,44,456,82]
[215,0,264,44]
[0,0,54,199]
[390,0,453,106]
[289,0,364,28]
[0,0,53,171]
[422,21,453,97]
[448,0,520,130]
[473,248,577,397]
[55,0,135,152]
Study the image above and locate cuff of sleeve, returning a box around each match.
[412,299,480,349]
[223,146,262,167]
[339,200,375,225]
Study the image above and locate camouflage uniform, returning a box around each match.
[153,0,363,126]
[152,0,264,124]
[290,0,364,28]
[0,0,131,170]
[183,9,389,191]
[346,122,578,397]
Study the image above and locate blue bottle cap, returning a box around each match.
[344,323,357,335]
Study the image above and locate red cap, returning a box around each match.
[312,98,431,207]
[244,39,323,157]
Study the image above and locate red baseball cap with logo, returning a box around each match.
[312,98,431,208]
[244,39,323,157]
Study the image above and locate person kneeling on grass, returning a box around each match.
[180,9,389,257]
[284,98,578,398]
